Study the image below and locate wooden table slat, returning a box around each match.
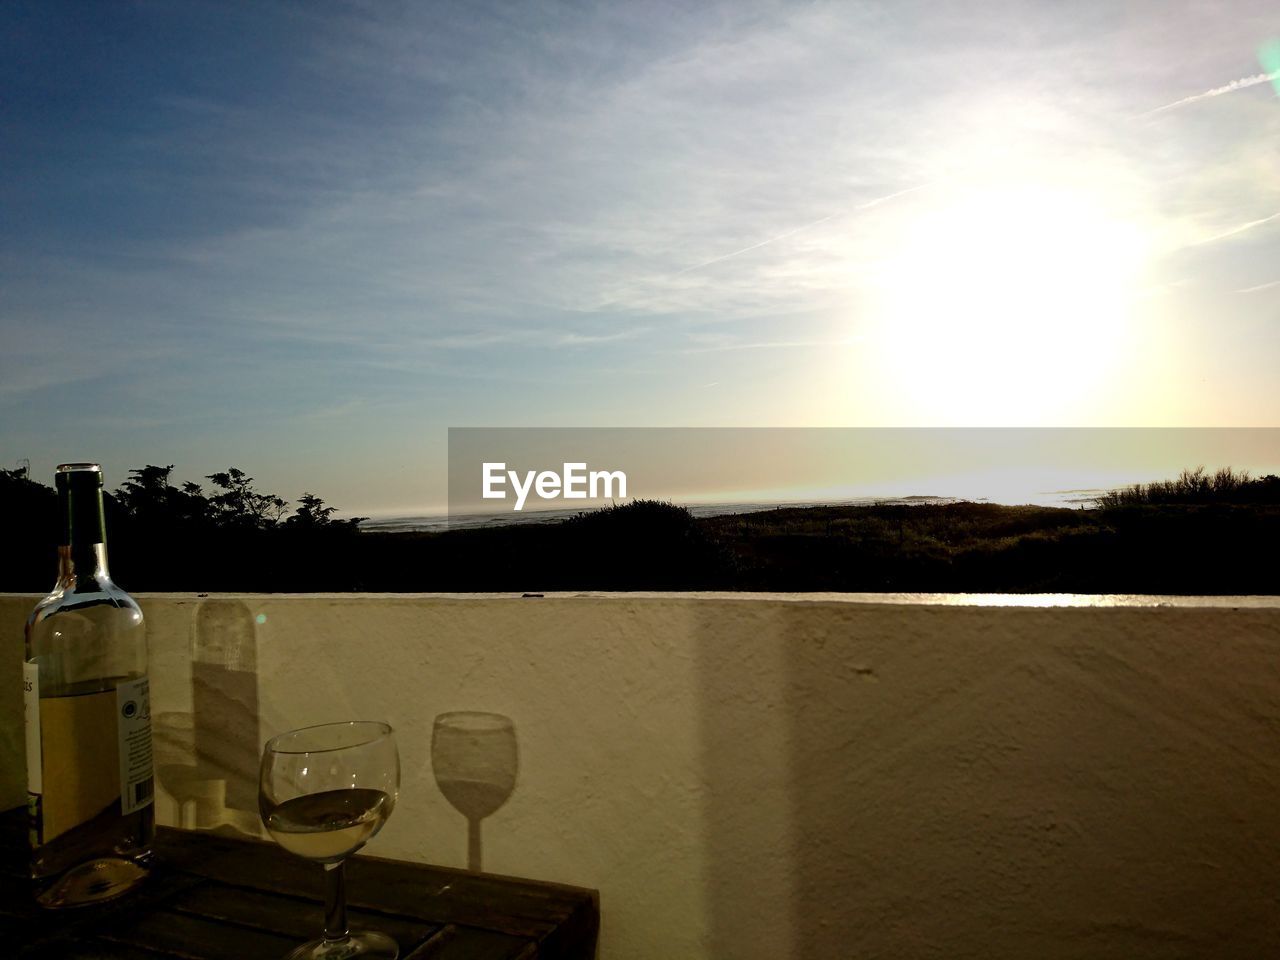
[18,937,177,959]
[6,808,598,960]
[169,881,440,946]
[100,908,302,960]
[2,858,208,944]
[404,924,461,959]
[415,926,545,960]
[156,827,586,938]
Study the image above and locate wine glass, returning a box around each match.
[431,712,517,872]
[260,721,400,960]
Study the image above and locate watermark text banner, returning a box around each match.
[447,428,1280,526]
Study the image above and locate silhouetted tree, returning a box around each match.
[116,464,211,528]
[285,492,367,533]
[286,492,337,527]
[0,466,56,521]
[206,468,287,530]
[0,466,60,590]
[2,465,40,490]
[120,464,174,499]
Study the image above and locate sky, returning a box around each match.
[2,1,1278,516]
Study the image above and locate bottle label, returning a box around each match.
[24,672,155,845]
[23,661,40,795]
[116,676,154,816]
[33,686,119,843]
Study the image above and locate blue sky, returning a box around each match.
[3,1,1278,514]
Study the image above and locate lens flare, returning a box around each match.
[1261,40,1280,96]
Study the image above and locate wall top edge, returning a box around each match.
[3,591,1279,609]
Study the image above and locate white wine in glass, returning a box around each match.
[260,721,400,960]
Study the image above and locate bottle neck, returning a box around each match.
[58,471,112,587]
[58,542,111,586]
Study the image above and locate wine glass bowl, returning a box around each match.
[260,721,400,960]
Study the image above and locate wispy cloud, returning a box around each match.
[556,327,648,346]
[1145,70,1280,115]
[671,213,837,277]
[683,337,863,354]
[418,327,649,350]
[418,331,532,350]
[0,341,179,401]
[672,183,934,278]
[1237,279,1280,294]
[5,1,1280,499]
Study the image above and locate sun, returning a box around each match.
[870,181,1150,424]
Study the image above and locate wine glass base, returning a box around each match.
[285,931,399,960]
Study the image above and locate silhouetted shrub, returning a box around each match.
[1095,466,1280,507]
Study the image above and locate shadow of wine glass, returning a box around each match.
[153,712,226,829]
[431,712,518,872]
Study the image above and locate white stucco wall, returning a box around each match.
[5,592,1279,959]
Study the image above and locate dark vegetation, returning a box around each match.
[0,465,364,592]
[1093,466,1280,507]
[2,464,1277,594]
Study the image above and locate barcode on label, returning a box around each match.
[116,676,153,815]
[132,778,154,806]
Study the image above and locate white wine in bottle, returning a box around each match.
[24,463,155,908]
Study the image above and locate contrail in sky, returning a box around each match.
[1237,280,1279,294]
[672,214,835,277]
[1145,70,1280,115]
[1192,209,1280,245]
[673,182,934,277]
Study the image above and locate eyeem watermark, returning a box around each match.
[482,462,628,511]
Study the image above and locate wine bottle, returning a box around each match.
[23,463,155,908]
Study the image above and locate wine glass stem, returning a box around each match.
[323,860,349,941]
[467,818,481,872]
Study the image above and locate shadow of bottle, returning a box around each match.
[190,599,261,835]
[431,712,518,872]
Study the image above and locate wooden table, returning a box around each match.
[2,810,598,959]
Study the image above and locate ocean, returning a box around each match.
[359,489,1108,534]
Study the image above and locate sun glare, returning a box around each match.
[871,182,1149,423]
